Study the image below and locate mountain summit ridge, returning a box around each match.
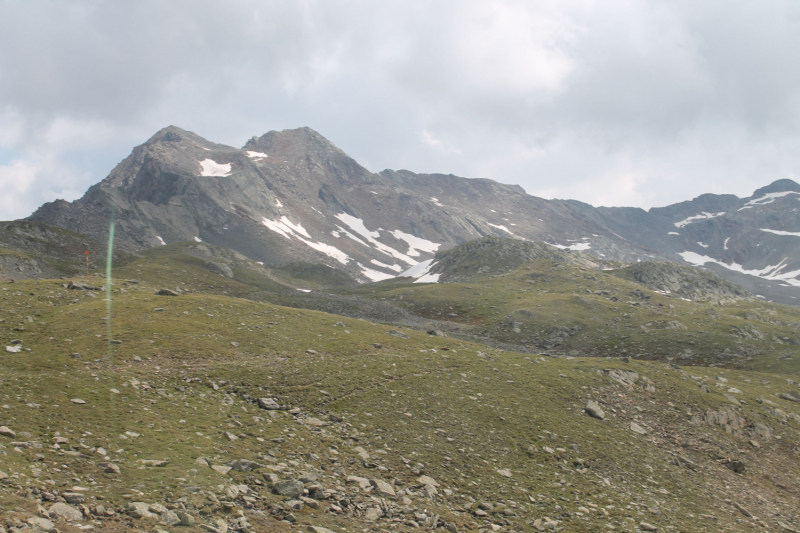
[26,125,800,305]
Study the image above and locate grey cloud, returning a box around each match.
[1,0,799,219]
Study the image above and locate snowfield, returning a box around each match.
[760,228,800,237]
[399,259,441,283]
[739,191,800,210]
[199,159,232,177]
[261,216,349,265]
[674,212,725,228]
[679,251,800,287]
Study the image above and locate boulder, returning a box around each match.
[370,478,396,498]
[227,458,264,472]
[258,397,281,410]
[67,281,102,291]
[585,400,605,420]
[364,507,383,521]
[156,288,179,296]
[27,516,55,532]
[346,476,371,490]
[62,492,85,504]
[416,475,439,487]
[140,459,169,467]
[126,501,154,519]
[307,527,336,533]
[177,511,196,526]
[161,510,181,526]
[779,391,800,402]
[273,479,304,499]
[49,503,83,521]
[98,462,120,474]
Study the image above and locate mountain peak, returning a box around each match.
[750,178,800,198]
[243,127,345,159]
[144,125,212,147]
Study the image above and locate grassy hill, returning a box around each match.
[340,259,800,377]
[0,263,799,532]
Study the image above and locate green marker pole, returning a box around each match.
[106,209,115,348]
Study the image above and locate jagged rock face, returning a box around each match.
[31,126,461,282]
[24,126,800,300]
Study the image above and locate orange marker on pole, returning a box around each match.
[85,250,90,279]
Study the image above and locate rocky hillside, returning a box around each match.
[404,237,609,283]
[609,261,752,304]
[0,221,132,280]
[342,240,798,371]
[0,273,799,533]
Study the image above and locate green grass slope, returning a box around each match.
[0,271,799,532]
[341,258,800,377]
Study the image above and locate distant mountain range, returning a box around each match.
[25,125,800,306]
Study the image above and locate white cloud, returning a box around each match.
[0,160,35,192]
[420,130,461,154]
[0,160,37,218]
[1,0,800,216]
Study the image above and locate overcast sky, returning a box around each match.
[2,0,800,219]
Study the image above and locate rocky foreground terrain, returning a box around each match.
[0,234,799,533]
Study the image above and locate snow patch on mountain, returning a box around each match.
[246,151,268,158]
[389,230,440,257]
[674,212,725,228]
[370,259,403,272]
[357,262,396,282]
[399,259,433,278]
[262,216,349,265]
[679,251,800,287]
[724,237,730,249]
[431,197,443,206]
[332,226,369,247]
[334,213,416,265]
[334,213,379,241]
[397,259,441,283]
[302,240,349,265]
[194,236,202,242]
[199,159,232,177]
[415,271,441,283]
[668,232,680,235]
[698,242,709,248]
[548,241,591,251]
[739,191,800,210]
[760,228,800,237]
[157,236,166,246]
[261,216,311,239]
[488,223,513,234]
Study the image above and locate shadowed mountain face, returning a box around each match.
[26,125,800,305]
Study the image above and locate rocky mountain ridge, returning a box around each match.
[26,125,800,305]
